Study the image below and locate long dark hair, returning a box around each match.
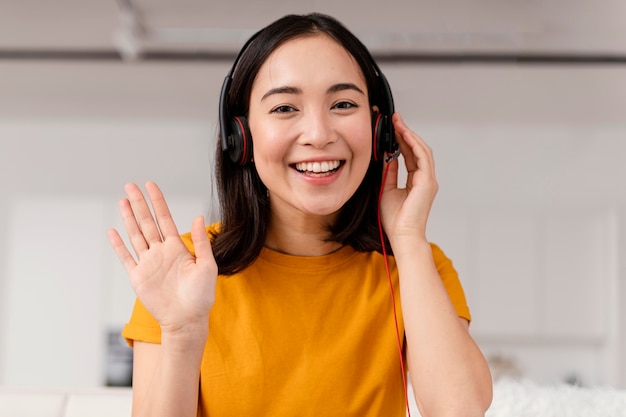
[211,13,392,275]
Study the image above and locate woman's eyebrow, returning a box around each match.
[261,83,365,101]
[261,86,302,101]
[327,83,365,95]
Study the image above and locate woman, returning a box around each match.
[109,12,492,417]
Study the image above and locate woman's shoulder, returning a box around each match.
[180,222,221,255]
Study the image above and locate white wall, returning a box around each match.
[618,208,626,386]
[422,123,626,387]
[0,121,215,388]
[0,63,625,389]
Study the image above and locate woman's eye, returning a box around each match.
[333,101,357,110]
[271,105,296,114]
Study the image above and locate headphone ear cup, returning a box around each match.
[229,116,253,165]
[372,112,386,161]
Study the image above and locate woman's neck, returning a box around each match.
[265,212,343,257]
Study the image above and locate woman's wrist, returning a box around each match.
[389,234,431,258]
[161,321,209,351]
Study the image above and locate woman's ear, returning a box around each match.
[371,105,380,123]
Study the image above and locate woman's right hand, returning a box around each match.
[108,181,217,338]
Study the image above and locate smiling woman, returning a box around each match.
[109,12,492,417]
[2,1,626,409]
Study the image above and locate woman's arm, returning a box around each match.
[394,240,492,417]
[131,331,206,417]
[108,182,217,417]
[381,114,492,417]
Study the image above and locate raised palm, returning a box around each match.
[108,182,217,335]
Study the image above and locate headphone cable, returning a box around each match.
[378,158,411,417]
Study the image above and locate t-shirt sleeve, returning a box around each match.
[430,242,472,322]
[121,298,161,347]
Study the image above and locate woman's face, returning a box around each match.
[248,34,372,221]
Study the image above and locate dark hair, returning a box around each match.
[212,13,392,275]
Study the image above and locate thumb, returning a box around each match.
[190,216,215,263]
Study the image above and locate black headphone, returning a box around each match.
[219,31,397,165]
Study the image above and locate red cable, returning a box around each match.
[378,161,411,417]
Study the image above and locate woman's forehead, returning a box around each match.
[253,34,367,92]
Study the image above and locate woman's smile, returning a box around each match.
[293,160,343,176]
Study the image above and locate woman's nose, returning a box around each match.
[299,109,337,148]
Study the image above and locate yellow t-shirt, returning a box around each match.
[122,226,470,417]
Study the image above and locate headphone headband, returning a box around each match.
[219,29,397,164]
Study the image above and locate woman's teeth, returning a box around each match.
[295,160,341,173]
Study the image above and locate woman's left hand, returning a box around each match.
[379,113,438,245]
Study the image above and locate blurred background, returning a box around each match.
[0,0,625,390]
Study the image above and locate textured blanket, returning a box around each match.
[409,378,626,417]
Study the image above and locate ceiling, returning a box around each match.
[1,0,625,124]
[2,0,626,55]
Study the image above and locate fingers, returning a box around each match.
[116,181,181,264]
[392,113,436,182]
[118,194,150,256]
[107,228,137,274]
[124,182,163,246]
[113,182,208,270]
[145,181,180,239]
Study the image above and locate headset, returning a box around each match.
[219,30,398,165]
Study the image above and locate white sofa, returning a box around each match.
[0,387,132,417]
[1,379,625,417]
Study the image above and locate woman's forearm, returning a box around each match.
[394,239,492,417]
[132,326,208,417]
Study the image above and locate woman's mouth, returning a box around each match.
[293,160,342,177]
